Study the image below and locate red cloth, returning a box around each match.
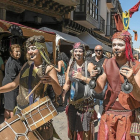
[114,14,124,31]
[112,30,134,62]
[133,30,138,41]
[129,1,140,18]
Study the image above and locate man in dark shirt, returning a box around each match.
[89,45,108,130]
[90,45,107,66]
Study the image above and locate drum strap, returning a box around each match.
[28,62,34,105]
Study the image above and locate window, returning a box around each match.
[75,0,85,12]
[92,6,95,18]
[88,0,98,20]
[95,7,98,20]
[87,0,90,14]
[75,5,80,12]
[96,0,98,6]
[111,15,116,28]
[90,2,93,16]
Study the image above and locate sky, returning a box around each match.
[119,0,140,49]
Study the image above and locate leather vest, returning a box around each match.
[103,58,140,111]
[17,61,44,107]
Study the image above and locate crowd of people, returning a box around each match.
[0,29,140,140]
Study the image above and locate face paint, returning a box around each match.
[74,49,84,61]
[112,30,134,62]
[27,46,40,60]
[112,39,126,56]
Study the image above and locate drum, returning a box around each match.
[0,114,43,140]
[130,122,140,136]
[21,96,58,131]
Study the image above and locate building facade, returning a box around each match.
[0,0,123,50]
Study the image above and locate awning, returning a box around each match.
[0,20,56,42]
[77,32,112,53]
[39,27,88,46]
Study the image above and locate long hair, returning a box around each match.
[57,52,69,64]
[25,35,49,76]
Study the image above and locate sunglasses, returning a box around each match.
[95,50,102,52]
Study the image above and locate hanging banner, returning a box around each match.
[122,11,130,31]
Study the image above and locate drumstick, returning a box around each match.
[25,67,54,100]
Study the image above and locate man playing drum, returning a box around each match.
[0,35,62,140]
[91,30,140,140]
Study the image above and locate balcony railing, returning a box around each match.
[53,0,80,6]
[99,15,105,33]
[106,25,113,36]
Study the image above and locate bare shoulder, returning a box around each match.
[87,62,95,72]
[88,62,95,68]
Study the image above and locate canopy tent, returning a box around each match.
[40,27,88,58]
[40,27,87,45]
[0,20,57,64]
[77,32,112,53]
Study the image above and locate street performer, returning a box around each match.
[62,42,95,140]
[0,35,62,140]
[91,30,140,140]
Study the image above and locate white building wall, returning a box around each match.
[99,0,111,36]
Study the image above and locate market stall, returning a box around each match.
[0,19,57,64]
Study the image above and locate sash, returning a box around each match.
[28,63,34,105]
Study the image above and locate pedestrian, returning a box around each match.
[55,52,69,87]
[2,44,22,121]
[0,35,62,139]
[89,45,107,121]
[0,53,4,110]
[55,52,69,106]
[85,50,93,61]
[91,30,140,140]
[62,42,95,140]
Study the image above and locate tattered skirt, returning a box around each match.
[98,110,135,140]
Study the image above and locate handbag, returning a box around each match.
[130,108,140,136]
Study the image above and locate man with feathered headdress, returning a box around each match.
[91,30,140,139]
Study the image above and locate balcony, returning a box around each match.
[94,15,105,33]
[106,0,116,9]
[106,25,117,37]
[53,0,80,6]
[73,12,98,29]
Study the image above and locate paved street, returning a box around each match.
[53,106,69,140]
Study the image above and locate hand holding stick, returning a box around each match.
[25,81,41,100]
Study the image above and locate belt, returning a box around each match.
[108,109,133,112]
[105,109,134,116]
